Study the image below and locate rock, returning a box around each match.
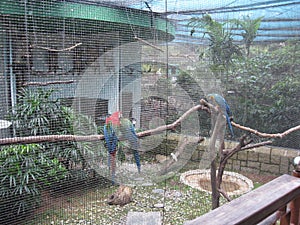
[153,203,164,208]
[152,189,182,199]
[152,189,165,195]
[126,212,162,225]
[166,190,182,198]
[133,177,144,181]
[142,182,154,186]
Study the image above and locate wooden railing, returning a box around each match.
[184,173,300,225]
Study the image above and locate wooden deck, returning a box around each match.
[184,174,300,225]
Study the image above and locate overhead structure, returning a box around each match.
[77,0,300,44]
[0,0,175,43]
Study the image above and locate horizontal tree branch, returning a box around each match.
[231,122,300,138]
[1,101,298,147]
[134,36,164,52]
[222,139,273,165]
[241,140,273,151]
[23,80,75,86]
[0,104,204,146]
[199,98,300,139]
[137,104,205,137]
[0,134,104,145]
[31,43,82,52]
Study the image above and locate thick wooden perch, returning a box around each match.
[159,135,204,174]
[0,104,204,146]
[199,97,300,207]
[0,134,104,145]
[0,102,299,146]
[232,122,300,138]
[138,104,205,137]
[208,112,226,209]
[200,98,300,139]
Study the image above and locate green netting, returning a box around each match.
[0,0,299,224]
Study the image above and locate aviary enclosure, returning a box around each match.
[0,0,299,224]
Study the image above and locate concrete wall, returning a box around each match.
[151,134,298,176]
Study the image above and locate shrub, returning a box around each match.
[0,144,67,222]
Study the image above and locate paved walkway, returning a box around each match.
[126,212,162,225]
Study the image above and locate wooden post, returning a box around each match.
[290,157,300,225]
[279,206,290,225]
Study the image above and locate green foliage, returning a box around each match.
[8,88,99,170]
[231,15,263,56]
[0,144,66,219]
[189,13,298,148]
[141,63,152,73]
[266,76,300,147]
[176,70,204,103]
[10,88,64,136]
[57,106,99,170]
[189,14,243,70]
[175,71,211,136]
[227,41,300,147]
[2,88,103,220]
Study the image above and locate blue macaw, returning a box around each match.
[104,111,141,183]
[207,93,234,138]
[119,116,141,173]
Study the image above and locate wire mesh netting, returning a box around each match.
[0,0,299,224]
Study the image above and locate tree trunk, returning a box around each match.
[211,158,219,209]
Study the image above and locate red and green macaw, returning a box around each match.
[207,93,234,138]
[103,112,119,183]
[103,111,141,183]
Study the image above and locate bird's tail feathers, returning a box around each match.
[226,115,234,138]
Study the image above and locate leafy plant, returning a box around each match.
[0,144,66,221]
[231,15,263,56]
[9,88,64,136]
[227,41,300,147]
[8,88,100,171]
[189,14,243,71]
[266,76,300,147]
[176,70,210,135]
[57,106,100,171]
[189,15,298,149]
[3,88,105,221]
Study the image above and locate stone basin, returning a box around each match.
[180,169,254,196]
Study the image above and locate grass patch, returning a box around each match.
[28,173,215,225]
[27,161,269,224]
